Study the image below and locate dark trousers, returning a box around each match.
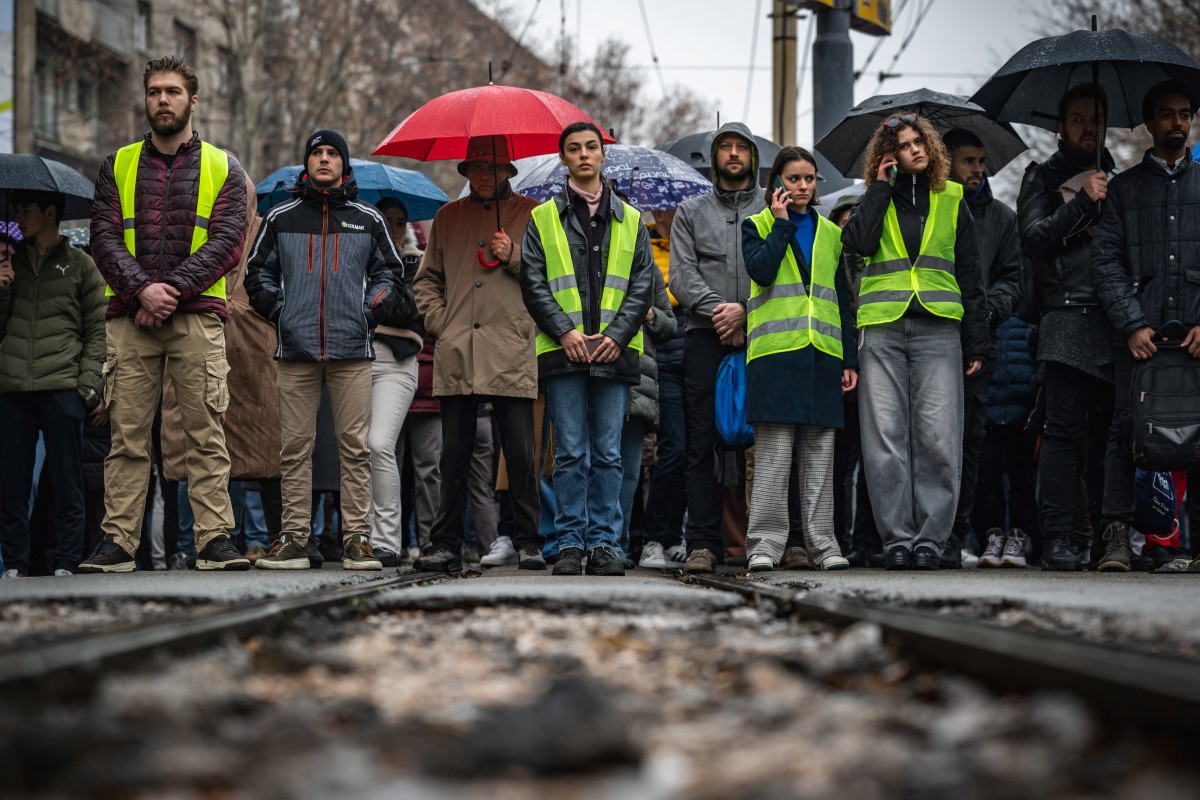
[643,369,686,546]
[0,391,87,572]
[1037,361,1113,537]
[1102,347,1136,525]
[953,366,995,547]
[683,328,740,554]
[429,395,541,552]
[974,422,1040,538]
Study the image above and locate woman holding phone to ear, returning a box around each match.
[841,113,988,572]
[520,121,654,577]
[741,146,858,571]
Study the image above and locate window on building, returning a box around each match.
[35,66,60,140]
[73,76,96,117]
[215,47,232,97]
[173,22,195,62]
[135,2,152,52]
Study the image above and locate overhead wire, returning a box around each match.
[875,0,939,92]
[855,0,909,83]
[498,0,544,80]
[742,0,764,121]
[635,0,669,98]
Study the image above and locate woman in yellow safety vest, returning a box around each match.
[841,113,988,572]
[741,146,858,571]
[519,121,654,578]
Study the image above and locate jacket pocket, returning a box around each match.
[102,351,118,408]
[205,356,231,414]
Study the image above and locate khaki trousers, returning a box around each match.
[277,359,372,544]
[102,314,233,555]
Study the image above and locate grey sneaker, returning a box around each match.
[517,546,547,570]
[1000,529,1028,568]
[342,535,383,571]
[683,548,718,575]
[978,528,1005,568]
[255,535,311,570]
[780,546,810,570]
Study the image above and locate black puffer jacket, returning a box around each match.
[965,178,1022,328]
[1092,150,1200,339]
[1017,143,1116,313]
[520,188,654,384]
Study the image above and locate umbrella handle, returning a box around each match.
[477,227,504,269]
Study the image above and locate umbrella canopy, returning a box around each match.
[0,154,95,221]
[656,131,781,186]
[970,26,1200,131]
[511,145,711,210]
[255,158,448,218]
[372,83,615,162]
[814,89,1028,179]
[817,182,865,219]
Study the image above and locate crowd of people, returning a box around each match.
[2,54,1199,579]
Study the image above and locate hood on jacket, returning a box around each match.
[705,122,760,191]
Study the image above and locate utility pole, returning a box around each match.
[13,0,35,154]
[771,1,797,146]
[812,1,853,189]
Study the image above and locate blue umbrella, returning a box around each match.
[511,145,711,210]
[255,158,449,219]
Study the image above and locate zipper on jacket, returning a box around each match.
[319,200,328,360]
[27,255,39,391]
[158,163,173,284]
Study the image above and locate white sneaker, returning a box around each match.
[664,544,688,565]
[961,550,980,569]
[639,541,668,569]
[2,569,23,579]
[748,554,775,572]
[1000,529,1028,568]
[480,536,518,567]
[978,529,1005,568]
[54,568,74,577]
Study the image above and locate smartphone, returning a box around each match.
[772,175,786,193]
[887,165,898,185]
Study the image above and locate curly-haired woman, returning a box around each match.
[841,113,988,571]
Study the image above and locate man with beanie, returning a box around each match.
[80,56,248,573]
[412,136,545,572]
[941,128,1022,568]
[246,128,413,570]
[667,122,766,574]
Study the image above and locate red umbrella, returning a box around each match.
[372,83,615,161]
[373,81,615,267]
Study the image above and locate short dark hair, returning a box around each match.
[376,198,409,218]
[144,56,199,98]
[942,128,984,154]
[1142,79,1195,124]
[763,146,821,208]
[1058,82,1107,124]
[11,190,64,223]
[558,121,605,154]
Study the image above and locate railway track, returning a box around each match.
[683,572,1200,736]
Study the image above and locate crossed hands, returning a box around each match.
[135,282,180,327]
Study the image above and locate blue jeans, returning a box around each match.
[642,370,685,546]
[619,417,647,556]
[240,486,270,549]
[544,373,630,554]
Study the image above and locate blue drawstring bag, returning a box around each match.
[715,351,754,447]
[1133,468,1176,537]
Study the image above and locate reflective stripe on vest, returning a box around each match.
[858,180,963,327]
[106,140,230,300]
[531,199,644,357]
[745,206,843,362]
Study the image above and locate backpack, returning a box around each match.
[1132,468,1176,538]
[1130,339,1200,470]
[715,351,754,447]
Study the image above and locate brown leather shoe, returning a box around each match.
[780,546,810,570]
[683,548,718,574]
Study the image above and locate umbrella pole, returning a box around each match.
[1091,15,1102,173]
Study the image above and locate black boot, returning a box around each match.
[1098,521,1131,572]
[1041,534,1083,571]
[939,533,963,569]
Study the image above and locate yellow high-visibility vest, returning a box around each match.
[531,199,644,357]
[858,180,963,326]
[745,206,844,362]
[106,140,229,300]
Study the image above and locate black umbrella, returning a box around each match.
[814,89,1028,180]
[970,20,1200,138]
[656,131,781,186]
[0,154,95,221]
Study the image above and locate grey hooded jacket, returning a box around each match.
[668,122,768,331]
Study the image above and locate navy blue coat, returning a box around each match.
[985,314,1042,426]
[740,211,857,429]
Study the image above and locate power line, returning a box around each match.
[635,0,669,98]
[742,0,764,121]
[498,0,544,80]
[875,0,939,93]
[855,0,909,84]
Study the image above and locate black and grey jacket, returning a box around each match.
[245,177,410,362]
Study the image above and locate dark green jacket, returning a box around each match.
[0,236,107,406]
